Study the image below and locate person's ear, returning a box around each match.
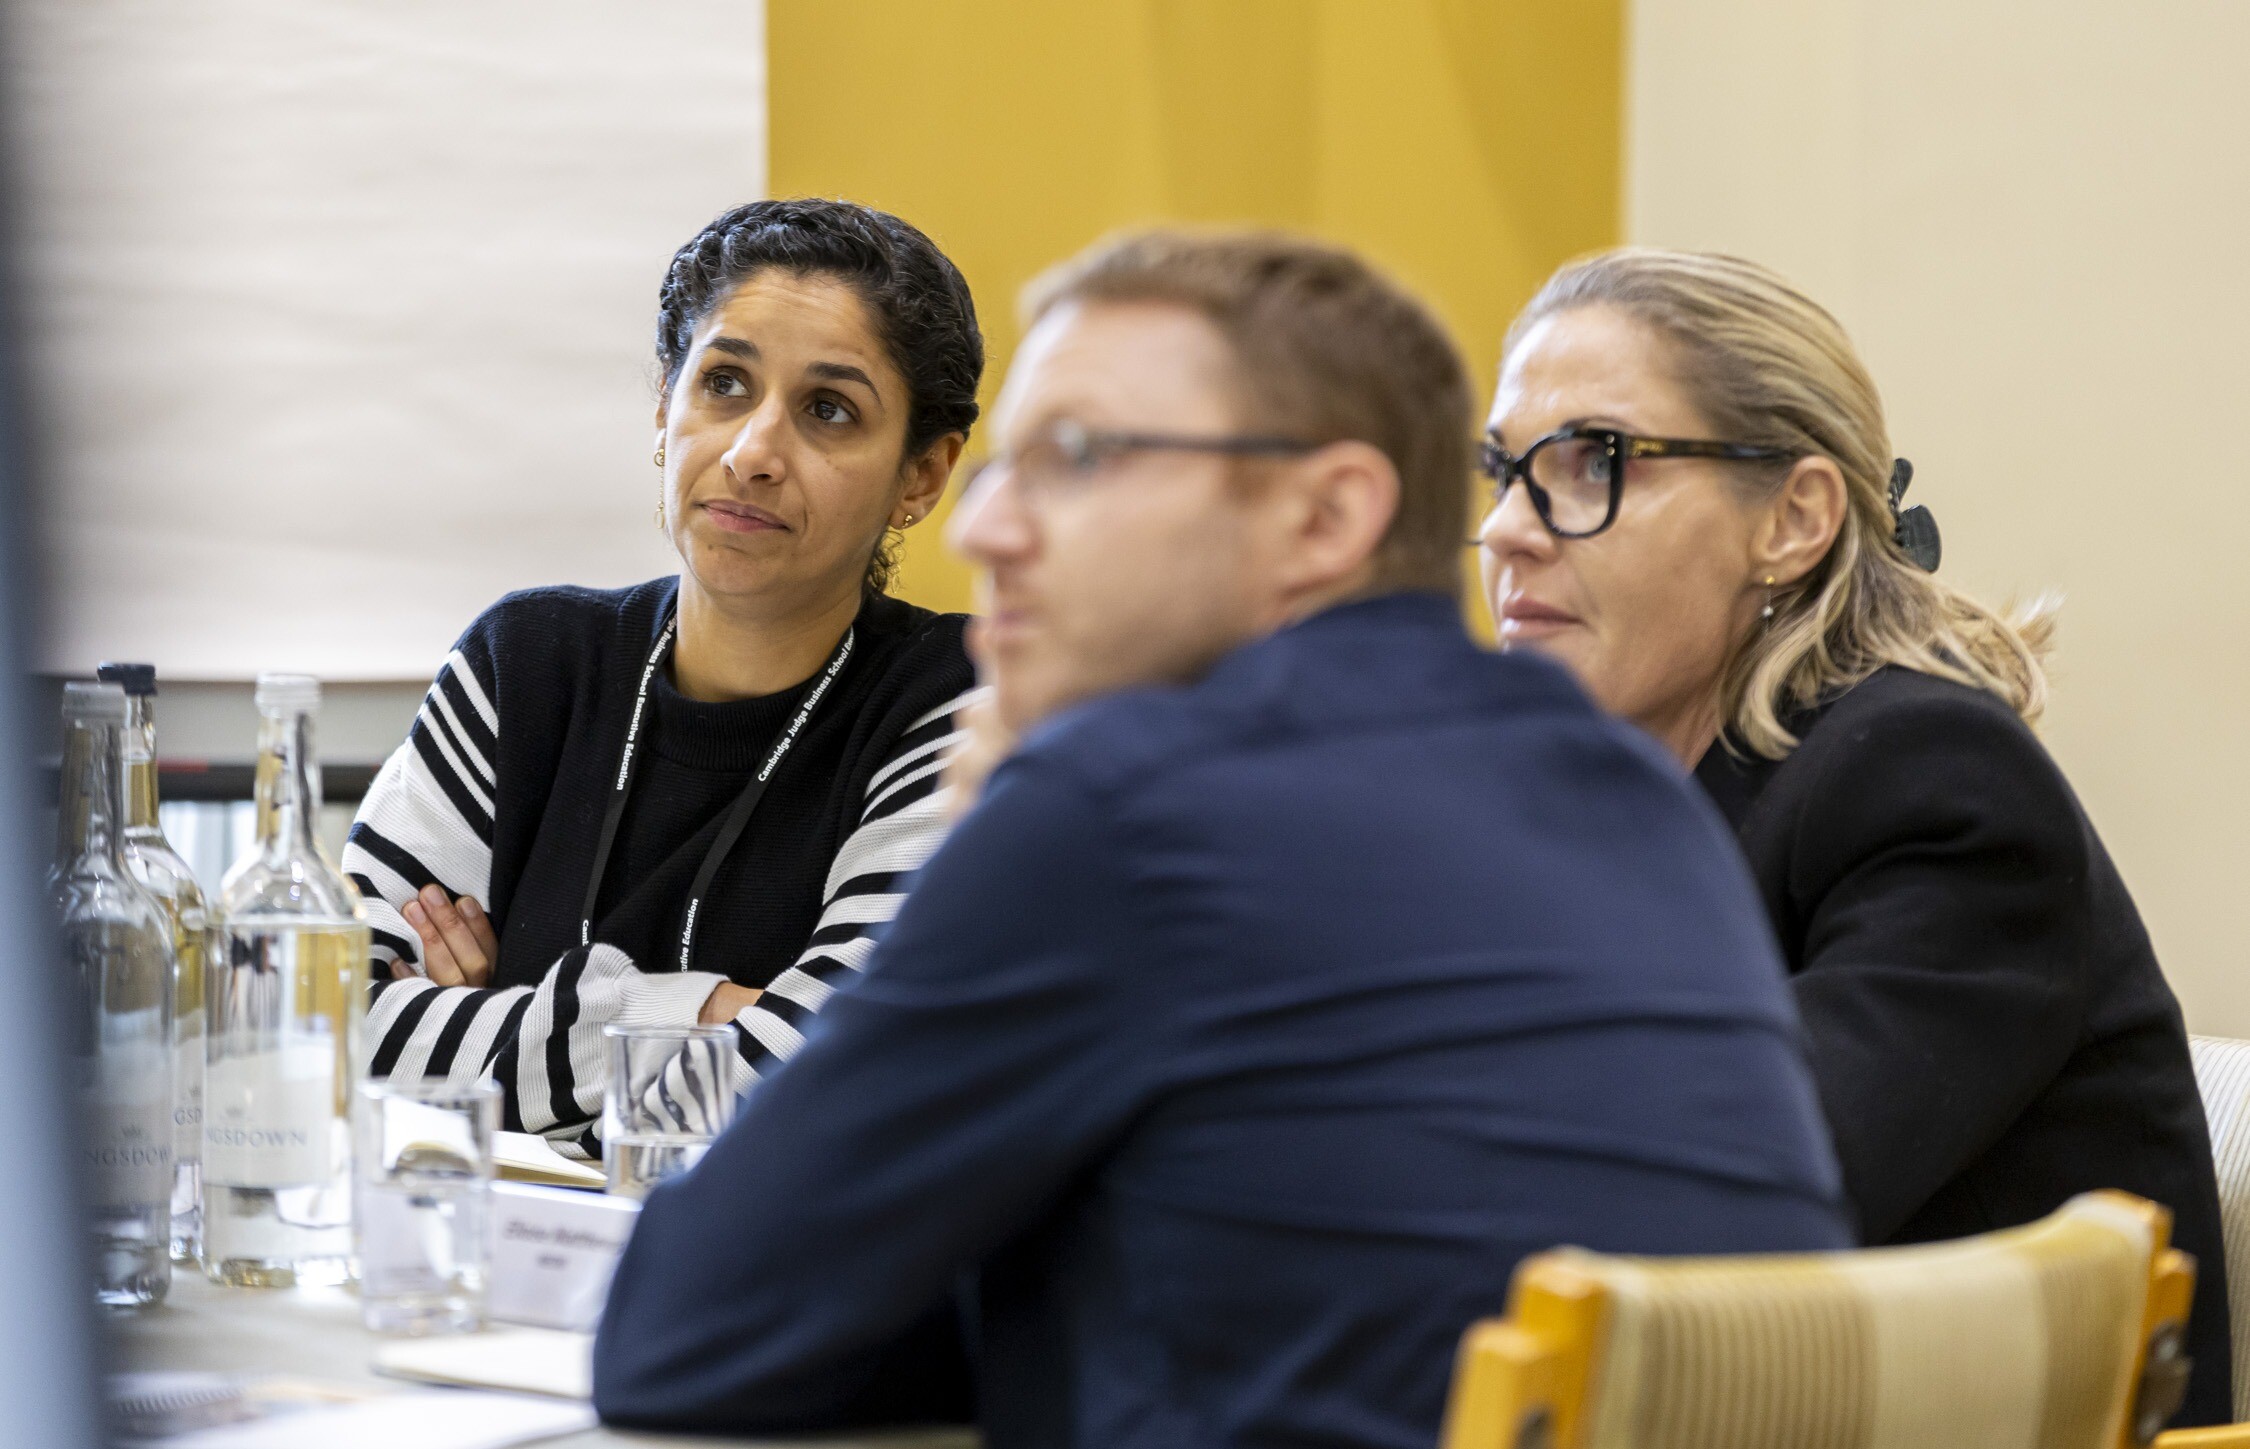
[1751,454,1848,588]
[893,433,965,530]
[1269,440,1400,598]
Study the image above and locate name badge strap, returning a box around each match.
[577,611,857,974]
[578,614,678,948]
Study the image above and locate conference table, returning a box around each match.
[116,1271,978,1448]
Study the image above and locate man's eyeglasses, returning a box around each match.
[1478,425,1795,539]
[966,419,1321,504]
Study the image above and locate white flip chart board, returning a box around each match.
[12,0,763,679]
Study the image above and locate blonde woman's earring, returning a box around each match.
[1761,575,1778,622]
[653,446,666,468]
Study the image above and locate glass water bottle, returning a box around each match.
[205,673,368,1287]
[98,662,212,1265]
[54,681,175,1307]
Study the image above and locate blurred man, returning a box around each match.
[593,232,1850,1449]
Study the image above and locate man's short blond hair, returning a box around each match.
[1025,230,1473,596]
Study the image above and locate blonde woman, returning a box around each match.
[1477,248,2228,1428]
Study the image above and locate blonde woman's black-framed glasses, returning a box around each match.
[1478,425,1795,539]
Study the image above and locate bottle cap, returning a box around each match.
[254,672,322,714]
[95,661,157,697]
[60,680,128,722]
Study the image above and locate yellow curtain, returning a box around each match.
[767,0,1622,624]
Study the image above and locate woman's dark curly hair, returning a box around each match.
[656,198,984,593]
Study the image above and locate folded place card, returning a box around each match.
[485,1180,640,1332]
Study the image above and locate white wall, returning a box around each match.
[1628,0,2250,1030]
[9,0,765,682]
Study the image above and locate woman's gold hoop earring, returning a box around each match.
[653,445,666,468]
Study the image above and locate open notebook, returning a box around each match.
[492,1131,604,1189]
[379,1103,603,1191]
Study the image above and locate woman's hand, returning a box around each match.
[397,883,499,987]
[944,691,1017,821]
[699,981,763,1025]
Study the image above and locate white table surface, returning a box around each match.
[113,1269,978,1448]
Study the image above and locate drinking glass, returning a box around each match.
[353,1078,498,1334]
[602,1025,736,1199]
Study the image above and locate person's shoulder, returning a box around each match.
[446,577,674,698]
[1792,666,2048,777]
[1013,605,1633,803]
[846,594,974,746]
[1779,665,2083,862]
[997,682,1180,798]
[1812,662,2026,728]
[471,578,672,642]
[855,594,971,692]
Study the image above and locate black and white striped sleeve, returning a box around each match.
[719,687,981,1085]
[343,639,500,971]
[355,674,980,1155]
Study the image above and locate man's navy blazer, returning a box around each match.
[594,591,1851,1449]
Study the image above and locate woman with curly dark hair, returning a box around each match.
[344,199,984,1153]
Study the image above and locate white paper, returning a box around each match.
[376,1328,594,1401]
[169,1388,592,1449]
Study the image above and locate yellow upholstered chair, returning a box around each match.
[1439,1191,2228,1449]
[2189,1034,2250,1421]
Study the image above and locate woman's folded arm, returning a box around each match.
[359,688,980,1156]
[367,946,729,1156]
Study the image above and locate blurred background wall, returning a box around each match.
[1628,0,2250,1032]
[767,0,1622,617]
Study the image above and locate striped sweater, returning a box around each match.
[344,578,975,1156]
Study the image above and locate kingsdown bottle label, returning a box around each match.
[82,1041,172,1206]
[203,1042,340,1188]
[173,1007,204,1162]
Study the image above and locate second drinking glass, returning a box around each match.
[601,1025,736,1199]
[355,1077,499,1335]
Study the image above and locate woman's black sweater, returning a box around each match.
[344,577,975,1153]
[1696,665,2231,1426]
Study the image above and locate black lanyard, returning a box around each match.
[578,607,856,971]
